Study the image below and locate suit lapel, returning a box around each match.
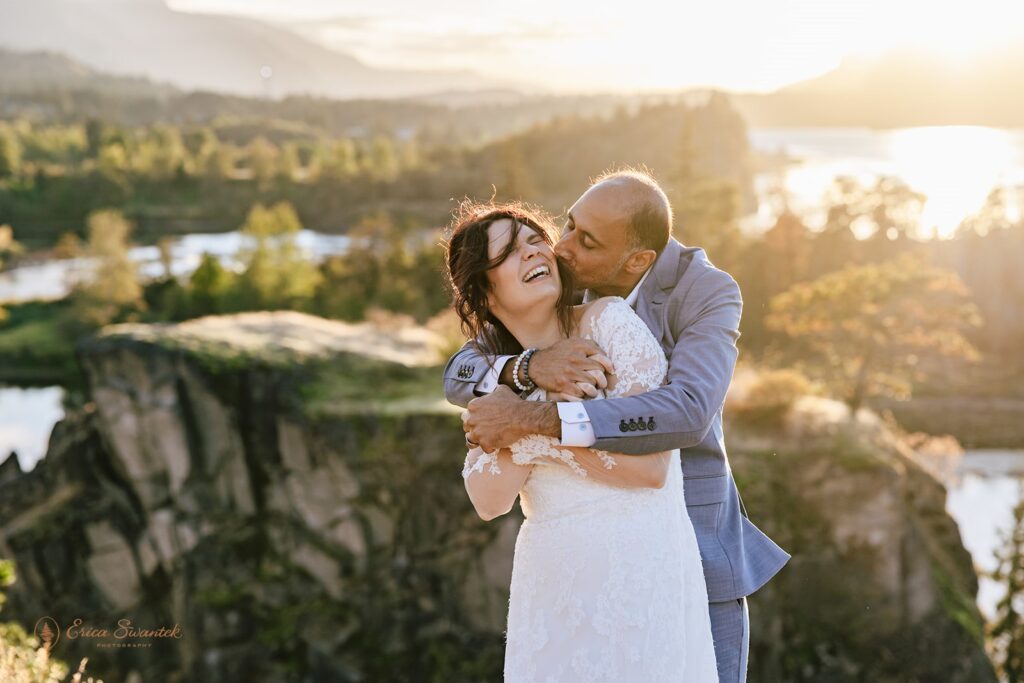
[635,238,685,350]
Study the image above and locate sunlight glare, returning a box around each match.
[886,127,1016,238]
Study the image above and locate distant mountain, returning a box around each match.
[0,0,503,99]
[0,47,176,97]
[732,49,1024,128]
[0,48,656,146]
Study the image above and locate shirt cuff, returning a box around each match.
[557,402,597,447]
[474,356,513,394]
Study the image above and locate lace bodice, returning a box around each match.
[473,296,671,520]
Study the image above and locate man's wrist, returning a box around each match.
[524,401,561,439]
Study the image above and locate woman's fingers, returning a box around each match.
[585,367,608,389]
[587,352,615,376]
[559,382,587,398]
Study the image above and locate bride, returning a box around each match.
[444,202,718,682]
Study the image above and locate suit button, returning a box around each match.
[619,420,629,433]
[628,419,638,432]
[637,418,647,431]
[647,417,656,431]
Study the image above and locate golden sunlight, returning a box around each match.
[887,127,1017,238]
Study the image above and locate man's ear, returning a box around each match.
[625,249,657,274]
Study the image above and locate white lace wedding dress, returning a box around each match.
[463,297,718,682]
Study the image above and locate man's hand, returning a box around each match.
[526,338,614,399]
[463,385,561,452]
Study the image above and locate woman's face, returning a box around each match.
[485,218,561,322]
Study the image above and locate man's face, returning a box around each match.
[554,183,633,292]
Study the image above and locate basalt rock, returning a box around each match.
[0,313,996,681]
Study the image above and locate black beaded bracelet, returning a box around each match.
[512,349,532,392]
[521,348,537,391]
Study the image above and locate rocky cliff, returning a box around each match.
[730,398,995,681]
[0,313,996,681]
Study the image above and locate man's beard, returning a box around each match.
[572,255,630,294]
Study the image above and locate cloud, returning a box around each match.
[291,14,585,56]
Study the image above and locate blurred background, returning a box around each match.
[0,0,1022,681]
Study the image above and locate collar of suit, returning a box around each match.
[582,237,694,307]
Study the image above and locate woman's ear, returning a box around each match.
[625,249,657,274]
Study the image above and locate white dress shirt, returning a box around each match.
[474,267,654,446]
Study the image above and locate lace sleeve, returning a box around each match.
[585,297,668,397]
[508,434,616,476]
[500,298,671,484]
[462,446,502,479]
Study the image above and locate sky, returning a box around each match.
[167,0,1024,92]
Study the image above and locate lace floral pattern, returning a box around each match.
[461,447,501,478]
[584,296,668,400]
[509,434,615,475]
[495,297,718,681]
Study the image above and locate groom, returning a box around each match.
[444,168,789,682]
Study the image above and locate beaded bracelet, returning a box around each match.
[512,348,537,392]
[512,349,529,392]
[521,348,537,390]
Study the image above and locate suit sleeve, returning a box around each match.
[442,339,497,409]
[581,269,741,455]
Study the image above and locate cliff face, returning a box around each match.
[0,313,995,682]
[0,313,514,682]
[730,399,995,681]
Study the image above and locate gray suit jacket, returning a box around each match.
[443,238,789,602]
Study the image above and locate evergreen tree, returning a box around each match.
[68,209,145,328]
[498,138,536,200]
[85,118,105,158]
[248,137,279,190]
[236,201,321,309]
[0,126,21,180]
[188,252,232,315]
[666,115,742,270]
[766,253,982,413]
[991,485,1024,682]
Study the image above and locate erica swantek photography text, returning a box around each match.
[36,615,183,650]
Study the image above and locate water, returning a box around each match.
[0,229,351,304]
[0,384,65,472]
[946,450,1024,620]
[747,126,1024,238]
[5,127,1023,302]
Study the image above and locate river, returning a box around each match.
[746,126,1024,238]
[947,450,1024,620]
[0,229,351,304]
[3,127,1024,304]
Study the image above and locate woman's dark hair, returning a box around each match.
[444,200,576,357]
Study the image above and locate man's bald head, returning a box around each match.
[589,168,673,255]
